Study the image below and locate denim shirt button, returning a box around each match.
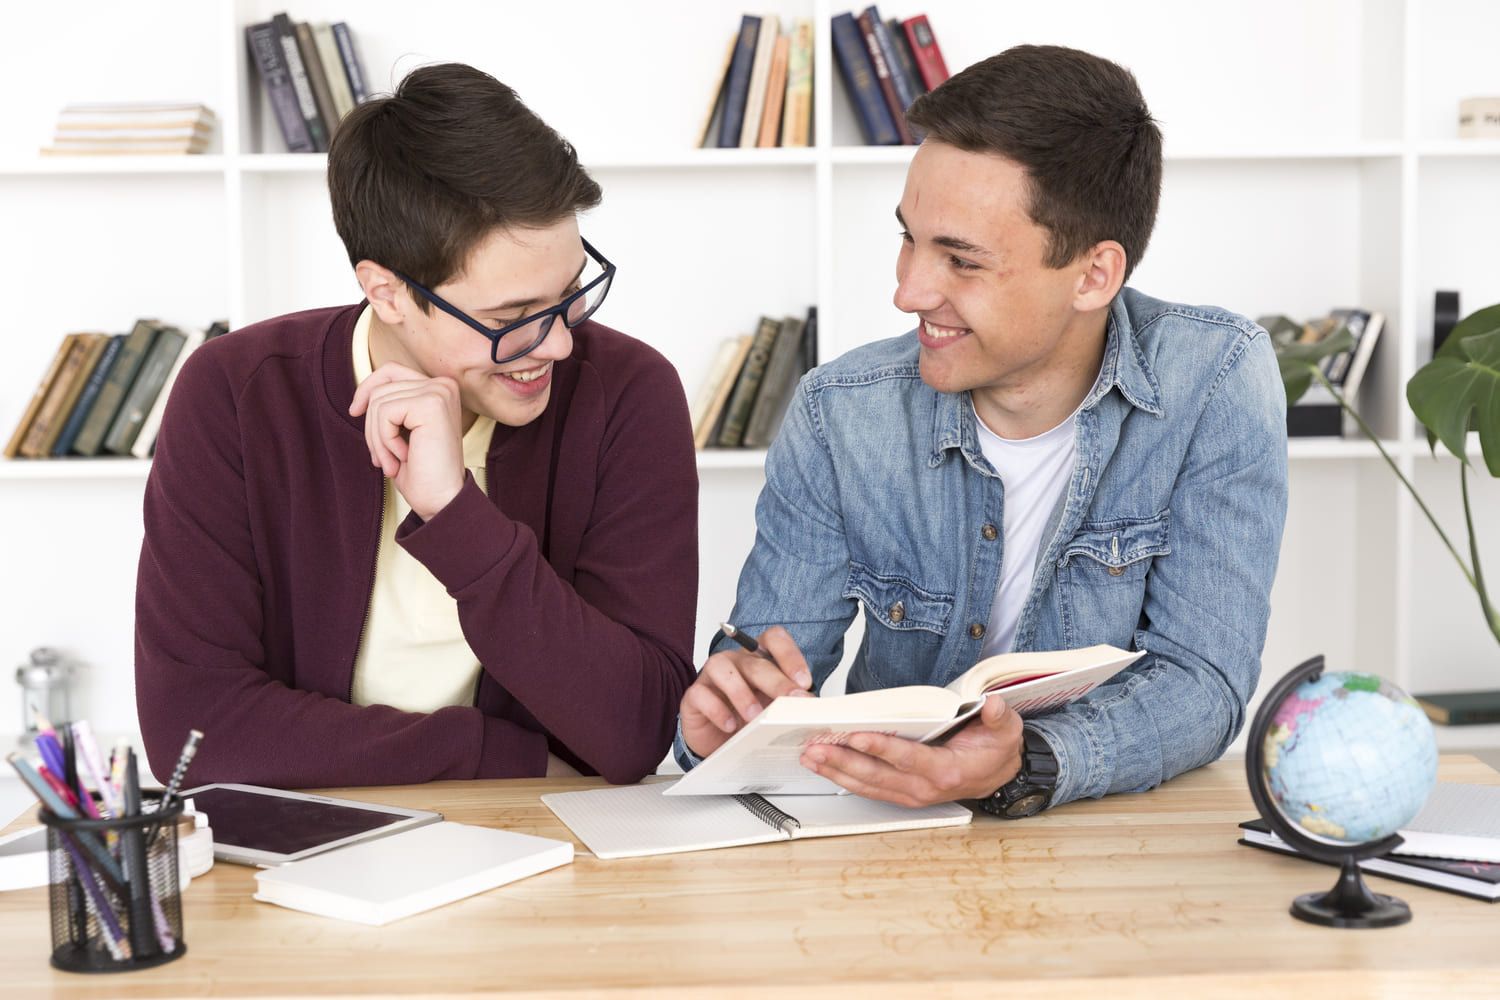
[969,623,985,639]
[981,523,998,541]
[888,601,905,623]
[1107,565,1126,577]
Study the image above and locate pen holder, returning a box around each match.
[39,796,187,973]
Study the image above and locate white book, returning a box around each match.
[542,780,971,859]
[131,325,206,458]
[738,15,781,147]
[253,822,572,926]
[671,644,1142,796]
[1392,782,1500,863]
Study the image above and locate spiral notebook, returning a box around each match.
[541,780,971,859]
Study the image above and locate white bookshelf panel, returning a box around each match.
[1413,0,1500,141]
[1415,158,1500,361]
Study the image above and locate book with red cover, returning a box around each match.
[902,14,951,91]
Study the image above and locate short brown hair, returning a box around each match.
[906,45,1162,280]
[328,63,602,311]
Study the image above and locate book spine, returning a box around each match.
[294,21,341,136]
[272,13,329,152]
[71,320,157,456]
[245,22,314,153]
[801,305,819,376]
[52,334,124,456]
[331,23,369,104]
[1418,701,1500,726]
[742,316,807,448]
[696,33,738,149]
[740,16,780,148]
[781,20,815,148]
[131,327,204,459]
[858,10,914,145]
[19,335,87,458]
[718,15,762,148]
[717,317,781,448]
[888,17,927,97]
[865,8,919,118]
[311,23,356,121]
[831,13,899,146]
[902,16,951,91]
[4,337,76,458]
[758,35,791,147]
[104,327,187,455]
[33,334,108,457]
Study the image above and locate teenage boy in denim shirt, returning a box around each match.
[675,45,1288,818]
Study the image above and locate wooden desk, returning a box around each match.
[2,756,1497,998]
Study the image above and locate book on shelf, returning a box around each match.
[887,17,927,100]
[1238,818,1500,903]
[1325,308,1384,404]
[739,15,781,148]
[272,12,330,152]
[757,32,791,147]
[1415,690,1500,726]
[294,21,342,139]
[742,314,808,448]
[901,14,951,91]
[24,334,110,458]
[5,337,78,459]
[716,315,782,448]
[542,779,971,860]
[801,304,819,376]
[103,325,189,455]
[718,15,762,148]
[44,102,215,156]
[131,324,215,459]
[697,32,739,148]
[16,334,88,458]
[859,7,917,144]
[71,318,163,457]
[330,23,370,106]
[51,334,125,457]
[781,19,815,147]
[311,23,357,121]
[670,644,1143,796]
[691,334,754,450]
[832,12,900,146]
[247,20,315,153]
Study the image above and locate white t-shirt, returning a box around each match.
[973,402,1078,657]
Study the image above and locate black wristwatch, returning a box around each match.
[979,727,1059,819]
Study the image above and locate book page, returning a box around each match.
[946,645,1143,703]
[541,782,785,859]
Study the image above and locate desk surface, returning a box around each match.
[2,756,1498,999]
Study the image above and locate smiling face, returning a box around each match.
[894,141,1121,436]
[365,217,586,429]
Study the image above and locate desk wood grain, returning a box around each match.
[2,756,1497,998]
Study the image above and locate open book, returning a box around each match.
[541,780,971,859]
[670,644,1142,796]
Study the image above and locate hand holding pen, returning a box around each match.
[678,623,815,760]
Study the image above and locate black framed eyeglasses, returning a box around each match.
[394,238,615,365]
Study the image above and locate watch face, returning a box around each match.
[1004,792,1049,818]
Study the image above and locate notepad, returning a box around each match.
[542,780,971,859]
[253,821,573,925]
[1392,783,1500,863]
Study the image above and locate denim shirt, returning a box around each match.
[676,287,1289,808]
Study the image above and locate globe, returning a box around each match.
[1245,655,1438,928]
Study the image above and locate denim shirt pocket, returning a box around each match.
[843,562,954,689]
[1055,510,1171,649]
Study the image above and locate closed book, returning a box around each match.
[1337,309,1384,404]
[801,304,819,378]
[696,32,738,149]
[1389,783,1500,863]
[757,34,791,147]
[294,21,341,136]
[831,13,900,146]
[246,21,313,153]
[781,19,815,147]
[52,334,124,457]
[311,23,356,122]
[331,23,369,105]
[742,315,807,448]
[26,333,109,457]
[858,9,914,144]
[5,336,79,458]
[71,319,161,457]
[1239,818,1500,903]
[716,316,782,448]
[717,15,762,148]
[18,334,88,458]
[888,17,927,97]
[272,12,329,152]
[543,780,970,860]
[130,326,206,458]
[739,16,781,148]
[693,335,754,450]
[104,325,188,455]
[902,15,951,91]
[253,822,572,926]
[1417,690,1500,726]
[865,8,920,134]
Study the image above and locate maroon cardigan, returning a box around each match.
[135,304,698,787]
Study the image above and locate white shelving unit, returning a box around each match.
[2,0,1498,747]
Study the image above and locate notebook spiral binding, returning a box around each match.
[733,794,801,834]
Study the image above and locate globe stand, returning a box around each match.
[1245,655,1414,930]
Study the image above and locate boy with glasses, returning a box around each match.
[136,64,697,787]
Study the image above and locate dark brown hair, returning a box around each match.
[906,45,1162,280]
[328,63,602,311]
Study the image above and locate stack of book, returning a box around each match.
[691,307,817,450]
[832,7,948,146]
[246,13,369,153]
[699,16,815,148]
[3,320,228,461]
[42,103,216,156]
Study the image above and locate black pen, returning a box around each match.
[719,622,774,660]
[121,750,158,960]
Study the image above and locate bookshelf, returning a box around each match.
[2,0,1499,751]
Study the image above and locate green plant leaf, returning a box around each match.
[1271,326,1355,405]
[1407,321,1500,476]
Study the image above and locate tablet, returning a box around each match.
[179,783,443,867]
